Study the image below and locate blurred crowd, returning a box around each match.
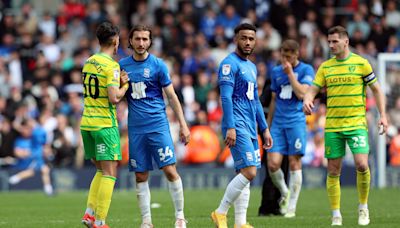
[0,0,400,170]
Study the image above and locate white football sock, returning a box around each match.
[270,169,289,196]
[85,207,95,216]
[168,177,185,219]
[332,209,342,217]
[234,183,250,227]
[44,184,54,195]
[136,181,152,223]
[9,175,21,185]
[288,170,302,212]
[359,203,368,210]
[217,173,250,215]
[94,220,105,226]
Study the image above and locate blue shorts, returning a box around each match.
[230,134,261,171]
[128,130,176,172]
[268,124,306,156]
[14,157,44,171]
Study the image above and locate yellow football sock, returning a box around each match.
[96,175,116,221]
[87,170,103,211]
[357,169,370,205]
[326,174,341,210]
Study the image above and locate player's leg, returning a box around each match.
[233,137,260,228]
[129,132,154,227]
[325,131,346,226]
[267,127,289,213]
[211,135,257,228]
[40,164,54,195]
[8,169,34,184]
[284,126,307,217]
[81,130,98,227]
[93,127,121,227]
[347,130,370,225]
[150,131,186,228]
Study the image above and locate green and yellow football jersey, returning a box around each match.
[80,53,121,131]
[313,53,377,132]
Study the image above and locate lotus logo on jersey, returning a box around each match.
[349,65,356,72]
[143,68,150,78]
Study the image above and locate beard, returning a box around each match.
[237,45,254,57]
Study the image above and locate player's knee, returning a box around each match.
[163,165,179,181]
[267,162,280,172]
[135,172,149,182]
[41,165,50,174]
[355,162,369,172]
[241,168,257,181]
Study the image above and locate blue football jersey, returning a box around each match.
[270,61,314,127]
[119,54,172,133]
[218,52,266,139]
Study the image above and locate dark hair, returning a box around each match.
[281,39,299,53]
[328,26,348,38]
[96,22,120,46]
[128,25,152,49]
[234,23,257,35]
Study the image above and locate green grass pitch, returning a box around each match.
[0,188,398,227]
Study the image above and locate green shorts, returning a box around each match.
[81,127,121,161]
[325,129,369,159]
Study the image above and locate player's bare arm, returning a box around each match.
[369,81,388,135]
[163,84,191,145]
[283,60,309,100]
[302,85,320,115]
[107,71,129,104]
[225,128,236,148]
[262,128,273,150]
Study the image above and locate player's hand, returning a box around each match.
[225,128,236,148]
[303,100,314,115]
[180,124,190,145]
[262,128,273,150]
[282,59,294,76]
[378,115,388,135]
[120,70,129,88]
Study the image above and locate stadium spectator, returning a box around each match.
[119,24,190,228]
[8,117,53,196]
[211,23,272,228]
[303,25,388,226]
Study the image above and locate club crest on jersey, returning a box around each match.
[222,64,231,75]
[349,65,356,72]
[143,68,150,78]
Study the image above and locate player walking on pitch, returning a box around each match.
[303,25,387,226]
[211,23,273,228]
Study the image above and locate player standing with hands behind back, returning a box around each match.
[303,26,388,226]
[119,25,190,228]
[267,39,314,218]
[211,23,273,228]
[80,22,129,228]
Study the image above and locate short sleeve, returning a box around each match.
[107,63,120,87]
[313,63,326,88]
[158,60,172,87]
[362,60,377,85]
[300,64,315,85]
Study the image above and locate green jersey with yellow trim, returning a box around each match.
[313,53,377,132]
[80,53,120,131]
